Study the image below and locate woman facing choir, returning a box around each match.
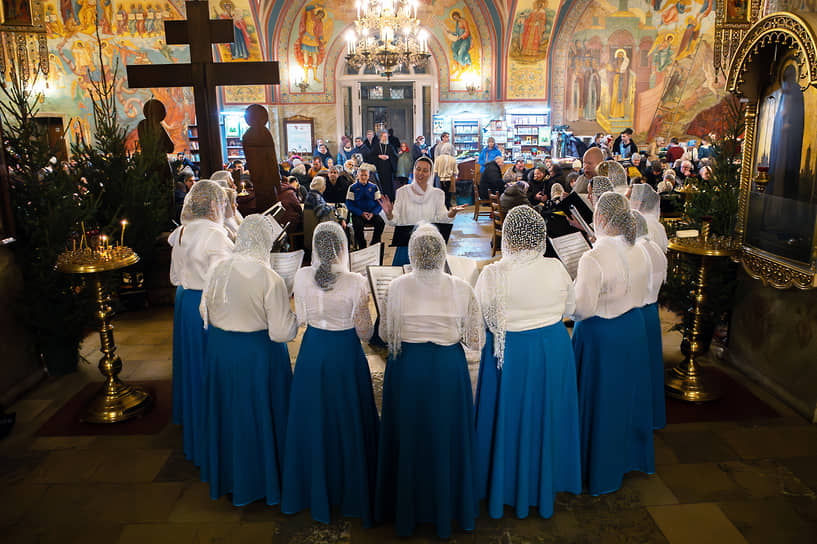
[282,222,379,527]
[380,156,464,266]
[474,206,581,520]
[199,214,297,506]
[168,180,234,466]
[375,223,485,539]
[570,192,654,495]
[631,210,668,429]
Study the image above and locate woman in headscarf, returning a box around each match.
[282,221,379,526]
[168,181,234,466]
[631,210,668,430]
[474,206,581,520]
[570,192,654,495]
[198,215,297,506]
[629,183,669,253]
[380,156,465,266]
[213,178,241,241]
[375,224,484,539]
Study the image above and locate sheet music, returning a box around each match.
[549,232,591,279]
[367,266,405,315]
[569,204,595,239]
[262,202,284,218]
[349,243,382,276]
[269,250,304,296]
[446,255,478,286]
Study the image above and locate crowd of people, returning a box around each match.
[168,121,675,537]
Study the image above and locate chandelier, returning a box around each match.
[345,0,430,79]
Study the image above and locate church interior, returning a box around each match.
[1,0,817,542]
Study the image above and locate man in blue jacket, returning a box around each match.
[346,165,385,249]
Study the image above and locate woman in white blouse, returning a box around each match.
[630,183,669,253]
[198,214,298,507]
[375,224,484,539]
[379,156,465,266]
[473,206,581,520]
[282,222,379,527]
[168,180,234,466]
[570,192,654,496]
[632,210,668,429]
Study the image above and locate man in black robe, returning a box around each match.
[368,130,398,201]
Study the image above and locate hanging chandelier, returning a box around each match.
[345,0,430,79]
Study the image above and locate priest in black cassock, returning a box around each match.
[368,130,398,201]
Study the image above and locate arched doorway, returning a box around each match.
[334,54,439,145]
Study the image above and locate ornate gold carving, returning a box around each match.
[714,0,763,75]
[726,13,817,98]
[735,102,757,241]
[741,249,815,289]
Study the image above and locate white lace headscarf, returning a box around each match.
[598,160,628,194]
[180,180,227,224]
[201,214,274,328]
[590,176,613,207]
[632,210,650,241]
[479,206,548,369]
[311,221,349,291]
[630,183,661,219]
[385,223,447,355]
[594,191,634,241]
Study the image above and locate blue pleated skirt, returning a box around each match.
[178,288,207,465]
[641,303,666,430]
[282,326,379,527]
[475,324,582,520]
[375,342,478,539]
[391,246,410,267]
[172,285,184,425]
[573,309,655,495]
[200,327,292,506]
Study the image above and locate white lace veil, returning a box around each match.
[630,183,661,219]
[590,176,613,201]
[632,210,650,240]
[201,214,274,328]
[480,206,548,368]
[573,174,590,194]
[180,180,227,224]
[598,160,628,194]
[210,170,233,183]
[594,192,635,242]
[311,221,349,291]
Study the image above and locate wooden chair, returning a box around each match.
[489,193,503,257]
[473,164,491,221]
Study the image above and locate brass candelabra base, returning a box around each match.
[665,236,739,403]
[58,247,152,423]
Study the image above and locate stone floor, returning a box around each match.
[2,213,817,543]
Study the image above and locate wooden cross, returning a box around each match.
[126,0,279,177]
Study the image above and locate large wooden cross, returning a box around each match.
[126,0,279,177]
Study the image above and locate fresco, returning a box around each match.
[278,0,492,102]
[507,0,556,100]
[556,0,723,140]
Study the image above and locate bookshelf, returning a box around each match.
[452,119,481,157]
[186,125,200,168]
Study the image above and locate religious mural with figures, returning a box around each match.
[554,0,722,140]
[506,0,557,100]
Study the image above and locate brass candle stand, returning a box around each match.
[56,246,153,423]
[665,223,739,403]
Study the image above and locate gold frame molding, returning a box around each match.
[714,0,763,75]
[728,11,817,290]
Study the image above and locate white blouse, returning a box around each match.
[200,258,298,343]
[646,216,669,254]
[476,258,576,332]
[626,242,652,311]
[637,238,667,305]
[389,184,452,226]
[381,273,484,350]
[571,235,634,321]
[169,219,234,290]
[293,268,373,341]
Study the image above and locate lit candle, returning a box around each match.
[120,219,128,247]
[101,235,108,251]
[73,239,76,251]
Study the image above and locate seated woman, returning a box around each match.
[169,181,234,466]
[499,181,529,216]
[631,211,668,429]
[380,156,464,266]
[198,214,297,506]
[304,176,334,223]
[278,177,304,233]
[474,206,581,520]
[282,222,378,527]
[375,224,485,539]
[570,192,654,495]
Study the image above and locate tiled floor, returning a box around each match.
[2,213,816,543]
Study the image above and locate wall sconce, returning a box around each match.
[464,71,480,96]
[290,67,310,93]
